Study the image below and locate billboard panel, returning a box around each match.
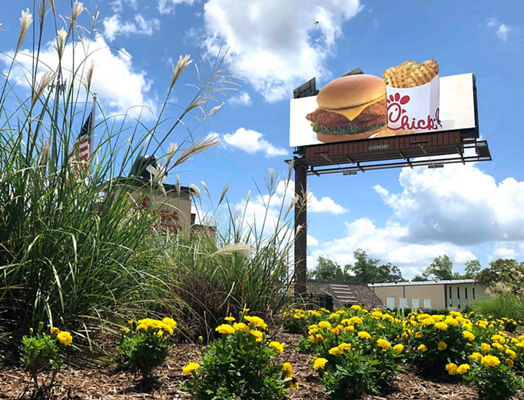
[290,68,476,148]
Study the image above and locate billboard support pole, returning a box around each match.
[294,157,307,296]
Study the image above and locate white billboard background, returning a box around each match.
[289,73,476,147]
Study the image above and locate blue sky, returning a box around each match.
[2,0,524,278]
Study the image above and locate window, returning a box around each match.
[465,287,468,299]
[449,286,452,298]
[423,298,432,309]
[386,297,395,309]
[473,287,476,299]
[457,287,460,298]
[399,298,408,309]
[412,298,420,309]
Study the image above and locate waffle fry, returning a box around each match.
[383,59,439,88]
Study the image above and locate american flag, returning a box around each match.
[71,105,94,170]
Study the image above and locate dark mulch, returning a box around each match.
[0,332,520,400]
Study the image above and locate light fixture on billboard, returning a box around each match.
[428,163,444,169]
[293,78,318,99]
[343,170,358,175]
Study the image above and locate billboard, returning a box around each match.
[290,59,477,147]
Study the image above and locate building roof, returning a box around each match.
[370,279,477,287]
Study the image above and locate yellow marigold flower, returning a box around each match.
[377,339,391,350]
[506,358,514,368]
[137,323,148,332]
[233,322,249,332]
[491,334,505,344]
[393,344,404,354]
[269,341,285,354]
[50,327,60,334]
[331,327,341,336]
[358,331,371,340]
[328,313,339,320]
[517,341,524,349]
[348,316,363,325]
[157,330,164,337]
[119,328,129,335]
[225,316,235,322]
[481,343,491,353]
[329,346,344,356]
[417,344,428,352]
[445,363,458,375]
[481,355,500,367]
[344,325,355,333]
[434,322,448,331]
[338,342,351,351]
[56,331,73,346]
[469,352,482,362]
[127,319,134,325]
[308,325,319,334]
[415,331,423,339]
[351,304,362,312]
[282,362,293,378]
[182,362,200,375]
[457,364,470,375]
[401,332,409,340]
[437,341,448,351]
[244,315,267,330]
[462,331,475,341]
[162,317,177,330]
[318,321,332,330]
[492,343,503,351]
[313,357,328,370]
[505,348,516,359]
[291,381,299,390]
[250,329,264,342]
[216,324,236,335]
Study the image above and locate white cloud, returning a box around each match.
[259,179,347,215]
[374,164,524,245]
[110,0,138,13]
[158,0,195,14]
[486,17,511,41]
[228,92,252,106]
[103,14,161,42]
[308,234,319,247]
[496,24,510,41]
[309,218,476,278]
[2,35,156,119]
[310,195,348,215]
[203,0,361,102]
[218,127,288,157]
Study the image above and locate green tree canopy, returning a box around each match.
[309,250,405,284]
[464,259,482,279]
[423,255,454,280]
[309,256,350,281]
[477,258,524,296]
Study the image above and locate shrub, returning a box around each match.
[20,322,73,397]
[184,315,297,399]
[464,354,524,399]
[116,317,177,381]
[472,295,524,323]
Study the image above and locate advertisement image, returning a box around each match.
[289,59,477,147]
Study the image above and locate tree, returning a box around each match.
[412,275,429,282]
[345,249,405,284]
[309,256,350,281]
[375,263,406,283]
[464,259,482,279]
[423,255,454,280]
[477,258,524,296]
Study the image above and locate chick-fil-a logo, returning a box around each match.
[387,92,442,131]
